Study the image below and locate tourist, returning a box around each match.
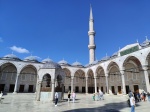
[72,91,76,103]
[147,92,150,102]
[99,90,104,100]
[68,91,71,102]
[130,93,136,112]
[142,91,146,101]
[55,92,59,106]
[92,93,95,101]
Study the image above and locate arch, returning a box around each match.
[0,62,17,92]
[123,56,142,70]
[41,73,51,92]
[20,64,38,74]
[95,66,105,76]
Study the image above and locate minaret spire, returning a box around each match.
[88,5,96,64]
[90,4,93,20]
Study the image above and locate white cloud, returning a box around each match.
[0,37,3,42]
[10,46,29,53]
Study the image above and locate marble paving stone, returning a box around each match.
[0,93,149,112]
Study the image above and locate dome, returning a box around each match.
[100,56,110,61]
[72,61,83,67]
[24,56,38,62]
[58,59,69,65]
[141,38,150,47]
[42,58,53,63]
[3,54,20,60]
[42,61,61,69]
[85,63,90,67]
[91,60,98,65]
[112,52,118,57]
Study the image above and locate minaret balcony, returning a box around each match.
[88,45,96,49]
[88,31,95,36]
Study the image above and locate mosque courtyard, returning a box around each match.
[0,93,149,112]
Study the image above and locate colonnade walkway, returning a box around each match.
[0,93,149,112]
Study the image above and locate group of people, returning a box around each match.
[92,90,104,101]
[67,91,76,103]
[128,91,150,112]
[54,91,76,106]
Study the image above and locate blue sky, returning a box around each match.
[0,0,150,65]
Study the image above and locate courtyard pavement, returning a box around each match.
[0,93,149,112]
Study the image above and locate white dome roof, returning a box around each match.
[72,61,83,67]
[58,59,68,65]
[24,56,38,62]
[3,54,20,60]
[42,61,61,69]
[42,58,53,63]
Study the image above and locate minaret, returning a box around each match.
[88,5,96,64]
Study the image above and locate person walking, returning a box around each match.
[130,93,136,112]
[68,91,71,102]
[147,92,150,102]
[55,92,59,106]
[72,91,76,103]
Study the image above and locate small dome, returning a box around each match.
[3,54,20,60]
[42,58,53,63]
[141,38,150,47]
[58,59,68,65]
[100,56,110,61]
[91,60,98,65]
[42,61,61,69]
[112,52,118,57]
[72,61,83,67]
[24,56,38,62]
[85,63,90,67]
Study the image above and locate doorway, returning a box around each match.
[9,84,15,92]
[75,86,79,93]
[28,85,33,92]
[126,85,130,94]
[134,85,139,93]
[118,86,121,94]
[19,85,24,92]
[101,87,103,92]
[111,86,115,94]
[82,87,85,93]
[0,84,5,92]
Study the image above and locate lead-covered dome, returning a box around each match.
[2,54,20,60]
[141,38,150,47]
[42,60,61,69]
[24,56,38,62]
[42,58,53,63]
[58,59,69,66]
[72,61,83,67]
[100,56,110,61]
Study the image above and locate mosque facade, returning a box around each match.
[0,7,150,98]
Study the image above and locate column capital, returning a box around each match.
[142,65,148,71]
[71,76,74,80]
[120,70,124,75]
[51,79,55,84]
[38,81,42,84]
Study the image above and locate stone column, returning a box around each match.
[51,79,55,101]
[61,83,64,100]
[142,66,150,92]
[71,76,74,93]
[13,73,19,94]
[94,76,97,93]
[35,75,39,93]
[36,81,42,101]
[105,73,109,94]
[86,77,88,94]
[120,70,126,94]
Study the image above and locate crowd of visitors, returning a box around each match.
[128,90,150,112]
[92,89,104,101]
